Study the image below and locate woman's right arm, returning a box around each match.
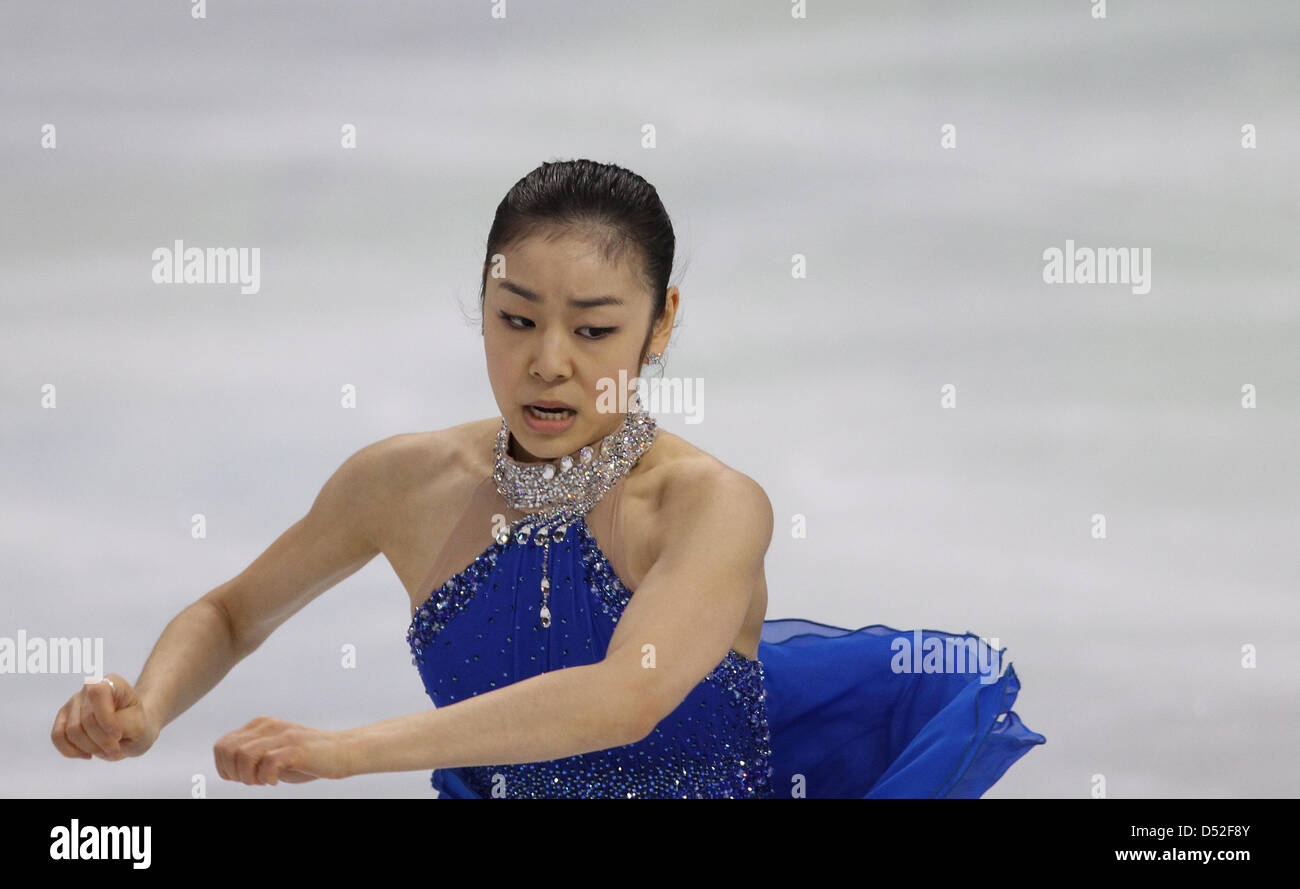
[51,438,393,761]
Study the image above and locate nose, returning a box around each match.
[529,328,572,382]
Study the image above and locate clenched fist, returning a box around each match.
[51,674,160,761]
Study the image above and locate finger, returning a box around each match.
[256,747,295,785]
[65,695,111,758]
[81,705,120,760]
[115,706,147,749]
[83,711,123,761]
[80,712,122,759]
[213,737,234,781]
[277,770,317,784]
[213,722,259,781]
[234,745,266,785]
[51,705,91,759]
[87,680,123,749]
[223,732,262,785]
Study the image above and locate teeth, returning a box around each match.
[528,405,574,418]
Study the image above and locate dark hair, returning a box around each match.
[478,158,677,363]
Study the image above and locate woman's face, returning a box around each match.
[483,230,672,462]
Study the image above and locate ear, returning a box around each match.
[650,286,678,345]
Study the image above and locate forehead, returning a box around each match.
[494,231,646,303]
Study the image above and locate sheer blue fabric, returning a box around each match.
[408,514,1044,798]
[758,619,1045,798]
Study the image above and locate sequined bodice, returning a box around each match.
[406,511,774,798]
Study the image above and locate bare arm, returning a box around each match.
[131,595,244,734]
[52,437,390,761]
[140,440,386,725]
[345,661,646,774]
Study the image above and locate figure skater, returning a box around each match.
[51,158,1044,797]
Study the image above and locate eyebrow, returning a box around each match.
[498,280,625,309]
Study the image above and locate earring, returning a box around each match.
[644,351,665,382]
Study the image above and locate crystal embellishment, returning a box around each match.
[492,406,658,523]
[492,406,659,635]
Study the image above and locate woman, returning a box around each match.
[50,159,1045,797]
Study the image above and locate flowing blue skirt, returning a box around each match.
[758,619,1046,798]
[431,618,1046,798]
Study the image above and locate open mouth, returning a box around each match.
[526,404,576,420]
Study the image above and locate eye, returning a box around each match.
[498,309,535,330]
[499,310,616,341]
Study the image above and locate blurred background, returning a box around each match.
[2,0,1297,798]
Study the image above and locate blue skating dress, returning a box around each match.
[407,479,1045,798]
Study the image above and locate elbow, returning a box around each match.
[599,657,690,746]
[622,686,680,746]
[624,699,657,745]
[201,593,250,659]
[607,677,670,746]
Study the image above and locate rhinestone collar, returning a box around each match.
[492,407,658,522]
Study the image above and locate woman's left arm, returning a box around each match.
[214,659,646,784]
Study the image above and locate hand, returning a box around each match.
[51,673,161,761]
[213,716,355,785]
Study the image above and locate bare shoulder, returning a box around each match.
[360,419,491,484]
[644,431,771,503]
[640,431,774,547]
[343,419,497,522]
